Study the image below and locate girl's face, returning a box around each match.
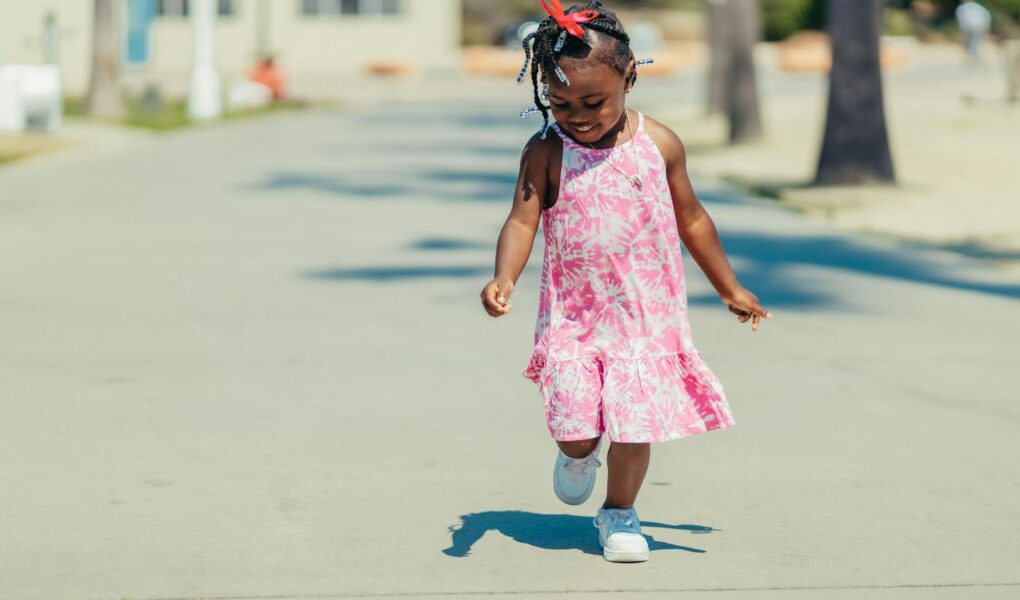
[547,59,635,145]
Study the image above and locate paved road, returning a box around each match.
[1,96,1018,599]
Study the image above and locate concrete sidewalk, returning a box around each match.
[0,99,1017,599]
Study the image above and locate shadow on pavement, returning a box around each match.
[693,231,1020,306]
[410,237,492,251]
[304,265,493,282]
[256,169,513,203]
[442,510,711,558]
[302,232,1020,307]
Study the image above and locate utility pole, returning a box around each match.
[85,0,124,118]
[188,0,221,120]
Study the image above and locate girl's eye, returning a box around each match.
[551,102,569,109]
[584,100,605,109]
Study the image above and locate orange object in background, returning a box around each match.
[248,58,286,100]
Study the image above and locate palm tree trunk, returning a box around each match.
[705,0,763,143]
[85,0,124,118]
[815,0,894,185]
[726,0,763,143]
[1007,40,1020,103]
[706,1,727,115]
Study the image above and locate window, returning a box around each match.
[156,0,236,17]
[301,0,402,16]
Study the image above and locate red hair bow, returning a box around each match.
[540,0,599,39]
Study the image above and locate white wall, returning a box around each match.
[0,0,462,98]
[0,1,93,96]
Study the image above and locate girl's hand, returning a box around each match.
[480,278,515,318]
[720,287,772,332]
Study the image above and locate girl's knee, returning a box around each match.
[557,437,600,459]
[609,442,650,455]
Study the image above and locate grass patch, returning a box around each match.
[0,133,71,165]
[64,95,314,131]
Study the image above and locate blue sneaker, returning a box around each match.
[593,507,649,562]
[552,439,602,505]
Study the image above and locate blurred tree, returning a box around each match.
[85,0,124,118]
[462,0,703,45]
[705,0,763,143]
[985,3,1020,101]
[758,0,828,40]
[816,0,895,185]
[761,0,813,40]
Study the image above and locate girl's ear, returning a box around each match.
[624,59,637,93]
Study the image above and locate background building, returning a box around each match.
[0,0,462,98]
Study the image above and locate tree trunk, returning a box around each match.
[706,1,727,115]
[815,0,894,185]
[726,0,763,143]
[1007,40,1020,103]
[84,0,124,118]
[705,0,763,143]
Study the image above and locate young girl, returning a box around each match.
[480,0,772,563]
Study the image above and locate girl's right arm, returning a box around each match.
[480,134,551,318]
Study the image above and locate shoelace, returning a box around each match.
[597,509,638,533]
[563,453,601,476]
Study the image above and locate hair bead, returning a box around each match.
[553,30,567,53]
[554,66,570,85]
[512,2,634,151]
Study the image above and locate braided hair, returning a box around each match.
[517,1,636,139]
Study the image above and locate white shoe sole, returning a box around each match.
[603,548,649,563]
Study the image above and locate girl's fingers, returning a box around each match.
[495,283,514,306]
[481,286,501,312]
[481,286,512,317]
[730,304,751,321]
[726,295,771,329]
[483,303,511,317]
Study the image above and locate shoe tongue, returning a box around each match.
[606,508,635,526]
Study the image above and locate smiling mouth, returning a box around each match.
[573,124,596,133]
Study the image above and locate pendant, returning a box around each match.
[632,176,643,189]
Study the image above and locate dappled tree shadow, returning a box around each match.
[263,105,1017,305]
[304,231,1020,306]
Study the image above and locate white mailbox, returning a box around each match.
[0,64,62,133]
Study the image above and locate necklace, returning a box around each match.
[583,111,643,190]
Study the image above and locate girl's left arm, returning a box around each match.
[647,118,773,331]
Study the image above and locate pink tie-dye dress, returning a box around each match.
[522,112,735,443]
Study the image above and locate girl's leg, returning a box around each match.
[557,438,600,459]
[602,442,650,509]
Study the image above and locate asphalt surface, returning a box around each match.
[1,95,1017,599]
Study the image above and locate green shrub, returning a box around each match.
[885,8,915,36]
[761,0,815,41]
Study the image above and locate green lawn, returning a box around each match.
[64,96,313,131]
[0,133,71,165]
